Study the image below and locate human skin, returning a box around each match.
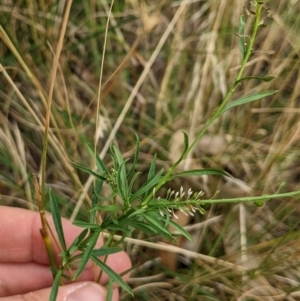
[0,206,132,301]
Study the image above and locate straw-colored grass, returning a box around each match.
[1,0,300,300]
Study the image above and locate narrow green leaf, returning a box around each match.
[106,278,113,301]
[69,245,79,255]
[170,168,231,180]
[73,220,102,229]
[126,207,146,218]
[73,230,100,279]
[91,255,132,295]
[143,153,157,198]
[71,161,106,180]
[163,207,170,228]
[143,212,174,241]
[101,216,120,228]
[220,90,278,114]
[104,224,131,235]
[147,153,157,181]
[116,161,128,201]
[110,145,129,200]
[87,144,108,174]
[92,247,122,257]
[110,145,124,167]
[174,131,189,165]
[130,168,164,201]
[127,133,140,178]
[239,15,246,58]
[183,131,189,153]
[235,75,275,85]
[49,189,66,251]
[128,171,141,198]
[91,179,103,223]
[49,269,62,301]
[69,229,89,255]
[61,250,70,267]
[169,220,193,241]
[86,144,108,223]
[93,205,121,212]
[128,220,156,235]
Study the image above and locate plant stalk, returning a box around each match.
[142,1,264,206]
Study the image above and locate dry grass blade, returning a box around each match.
[41,0,73,200]
[1,1,300,300]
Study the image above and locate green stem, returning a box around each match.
[198,189,300,204]
[147,190,300,209]
[143,2,264,206]
[187,2,262,156]
[96,231,115,283]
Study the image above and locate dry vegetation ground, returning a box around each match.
[1,0,300,300]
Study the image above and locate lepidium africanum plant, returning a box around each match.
[33,1,300,300]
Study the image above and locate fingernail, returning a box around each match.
[66,283,107,301]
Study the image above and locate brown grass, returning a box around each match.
[1,0,300,300]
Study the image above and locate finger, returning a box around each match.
[0,207,131,296]
[0,282,119,301]
[0,252,131,297]
[0,206,97,264]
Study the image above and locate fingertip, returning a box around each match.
[64,282,118,301]
[4,282,119,301]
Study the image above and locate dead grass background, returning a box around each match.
[1,0,300,300]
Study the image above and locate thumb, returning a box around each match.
[1,282,118,301]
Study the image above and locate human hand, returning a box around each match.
[0,206,131,301]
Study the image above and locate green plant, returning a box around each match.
[48,132,300,300]
[33,1,300,300]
